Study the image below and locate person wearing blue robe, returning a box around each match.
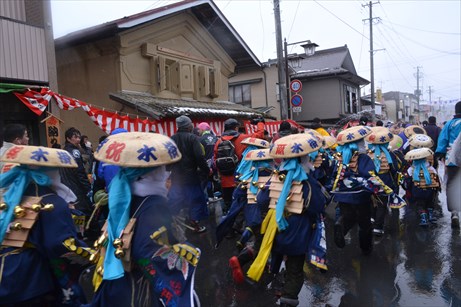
[0,146,91,306]
[331,126,394,255]
[246,134,327,307]
[435,101,461,228]
[86,132,201,307]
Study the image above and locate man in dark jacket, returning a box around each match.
[168,115,211,233]
[60,127,92,215]
[60,127,98,240]
[425,116,441,152]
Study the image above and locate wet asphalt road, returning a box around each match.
[188,172,461,307]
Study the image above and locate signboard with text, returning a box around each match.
[290,79,302,93]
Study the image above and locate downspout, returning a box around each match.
[261,64,269,107]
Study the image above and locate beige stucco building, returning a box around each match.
[54,0,272,143]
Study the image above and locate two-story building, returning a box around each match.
[54,0,275,142]
[0,0,57,145]
[229,41,369,127]
[382,91,419,124]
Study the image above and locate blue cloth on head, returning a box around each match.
[368,143,393,172]
[103,167,154,281]
[0,166,51,244]
[239,160,271,195]
[275,158,308,231]
[412,159,432,185]
[336,142,359,165]
[236,146,258,176]
[309,150,319,162]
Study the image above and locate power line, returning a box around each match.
[377,2,419,64]
[381,23,461,55]
[286,0,301,43]
[383,20,461,35]
[313,0,369,40]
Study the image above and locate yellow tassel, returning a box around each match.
[92,254,105,292]
[246,210,278,282]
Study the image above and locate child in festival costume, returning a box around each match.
[215,138,270,246]
[0,145,93,306]
[365,127,402,236]
[225,148,274,284]
[246,133,328,307]
[88,132,201,307]
[331,126,399,255]
[404,147,441,227]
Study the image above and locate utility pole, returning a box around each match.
[273,0,288,119]
[415,66,422,117]
[428,86,432,104]
[362,1,380,112]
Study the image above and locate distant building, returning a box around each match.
[382,91,419,124]
[229,41,369,126]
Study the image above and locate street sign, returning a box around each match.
[292,106,302,113]
[290,94,303,107]
[290,79,302,93]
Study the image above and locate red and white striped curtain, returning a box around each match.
[13,88,289,137]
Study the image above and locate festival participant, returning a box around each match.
[331,126,396,255]
[435,101,461,229]
[402,125,427,154]
[88,132,201,307]
[404,148,441,227]
[218,147,273,284]
[365,127,401,235]
[216,137,270,248]
[246,133,328,307]
[214,118,265,213]
[0,145,93,306]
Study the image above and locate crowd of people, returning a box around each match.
[0,101,459,306]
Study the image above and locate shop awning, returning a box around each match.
[109,91,275,120]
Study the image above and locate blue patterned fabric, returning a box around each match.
[1,185,87,305]
[275,159,308,231]
[0,166,51,244]
[104,167,154,281]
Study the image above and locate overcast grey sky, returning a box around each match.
[51,0,461,103]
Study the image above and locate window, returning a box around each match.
[344,85,358,114]
[229,84,251,107]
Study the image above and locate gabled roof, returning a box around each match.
[54,0,260,70]
[110,91,275,120]
[287,46,369,85]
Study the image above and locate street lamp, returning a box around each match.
[284,39,314,119]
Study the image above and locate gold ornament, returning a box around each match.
[13,206,26,218]
[11,222,22,231]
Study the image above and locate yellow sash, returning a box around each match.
[246,209,278,282]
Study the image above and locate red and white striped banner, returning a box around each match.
[13,88,52,116]
[14,88,301,138]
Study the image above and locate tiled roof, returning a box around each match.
[109,91,275,120]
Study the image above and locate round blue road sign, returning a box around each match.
[290,94,303,107]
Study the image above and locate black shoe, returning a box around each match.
[334,221,345,248]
